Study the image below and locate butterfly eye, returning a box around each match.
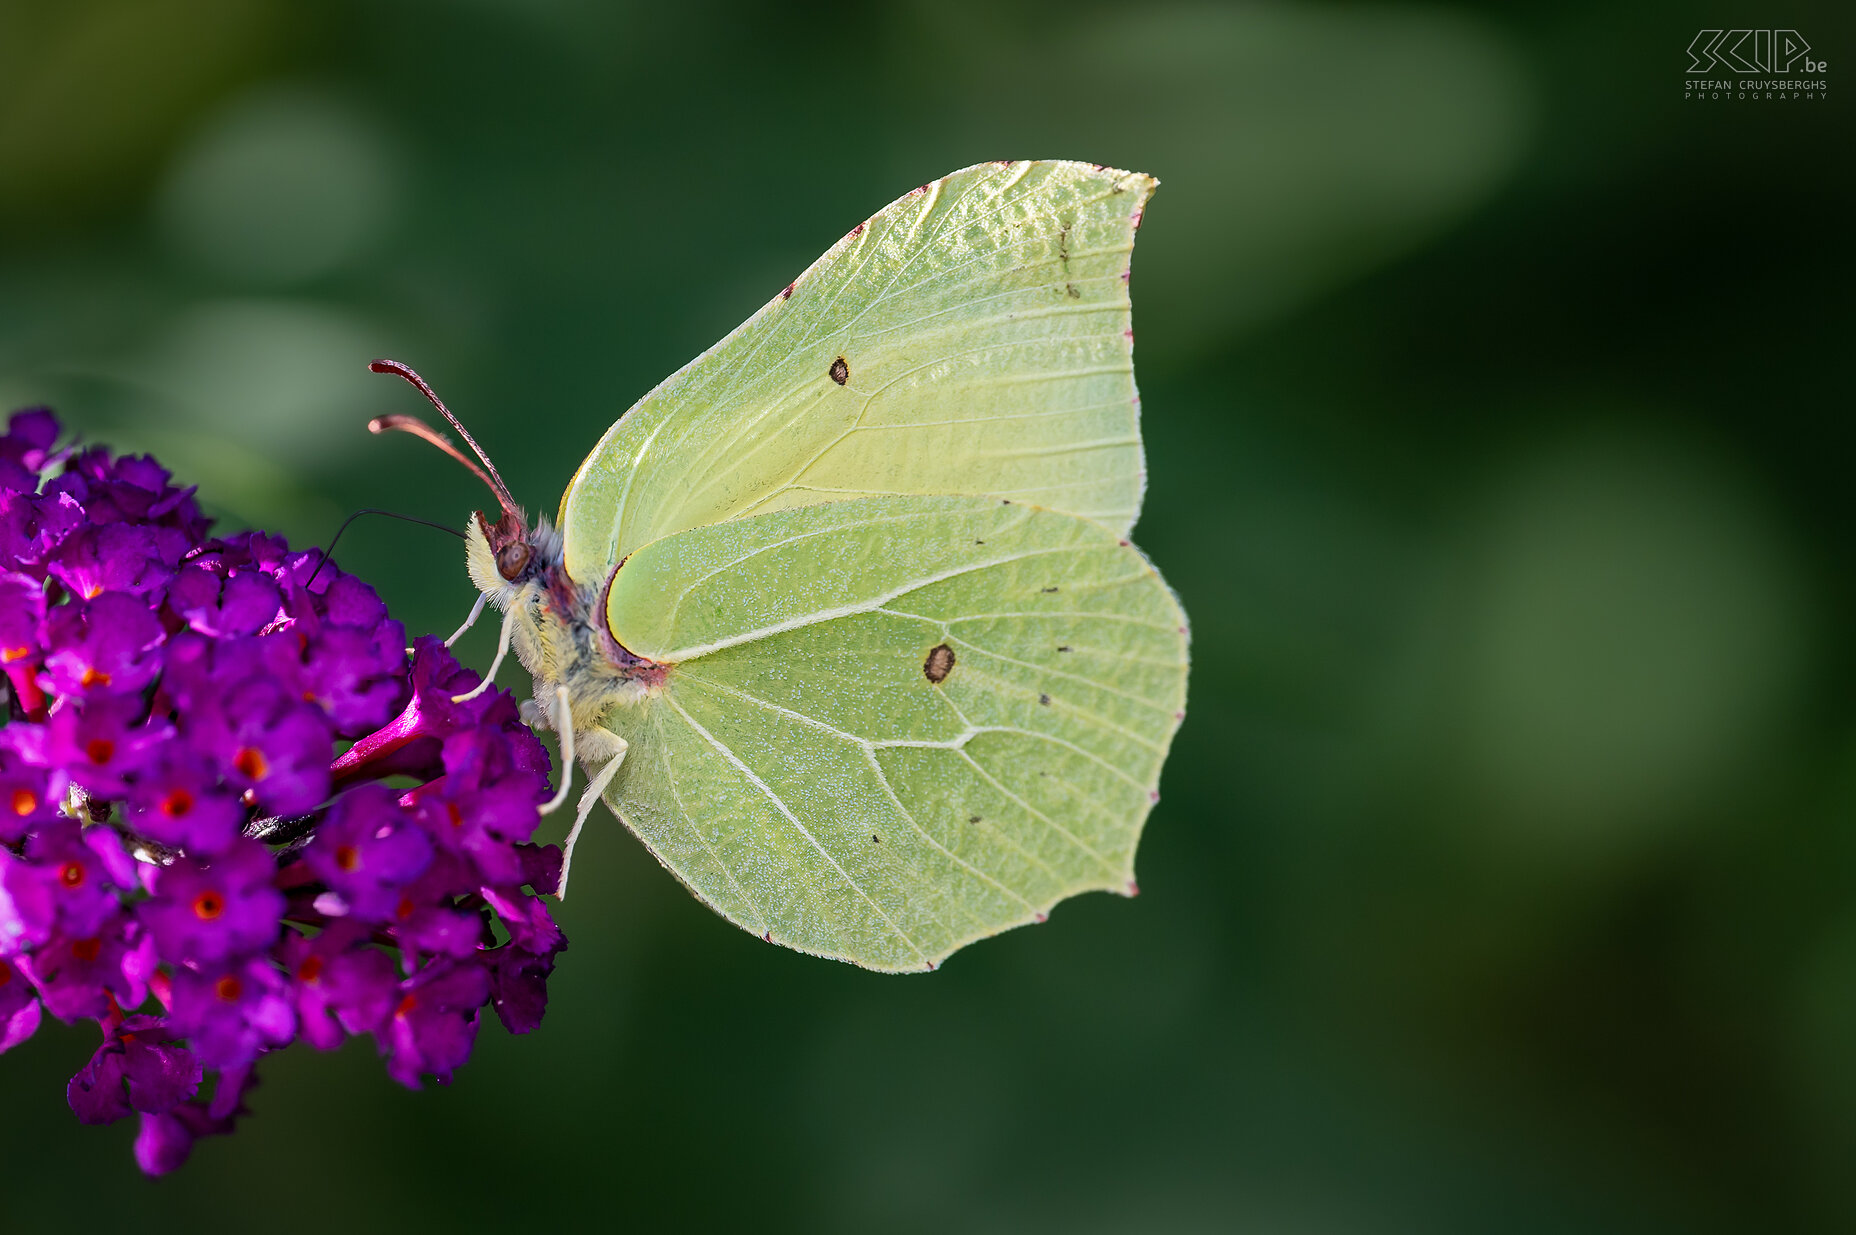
[496,542,532,580]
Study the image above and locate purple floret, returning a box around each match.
[380,958,490,1088]
[0,487,84,579]
[40,591,168,697]
[133,1061,255,1175]
[280,923,399,1048]
[0,571,48,700]
[0,820,134,948]
[486,941,560,1035]
[47,522,183,601]
[0,407,58,493]
[190,679,334,816]
[169,958,296,1068]
[20,909,153,1021]
[139,840,286,965]
[32,693,171,798]
[0,954,43,1052]
[66,1015,202,1124]
[0,408,567,1175]
[303,782,432,921]
[0,747,65,845]
[126,754,246,854]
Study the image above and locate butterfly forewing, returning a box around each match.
[600,495,1187,971]
[558,161,1156,587]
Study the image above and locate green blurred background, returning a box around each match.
[2,0,1852,1228]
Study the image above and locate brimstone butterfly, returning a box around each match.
[371,160,1188,972]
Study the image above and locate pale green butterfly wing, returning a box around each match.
[597,494,1188,971]
[557,160,1156,587]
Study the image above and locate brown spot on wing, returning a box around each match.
[923,644,955,684]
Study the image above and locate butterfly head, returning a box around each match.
[462,507,566,609]
[471,508,534,584]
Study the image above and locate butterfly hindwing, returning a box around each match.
[557,161,1157,587]
[599,494,1188,971]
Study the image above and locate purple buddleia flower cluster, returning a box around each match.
[0,408,565,1175]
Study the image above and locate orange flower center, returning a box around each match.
[214,974,243,1002]
[446,802,464,830]
[160,788,194,817]
[58,861,86,888]
[85,738,114,765]
[70,937,102,963]
[192,890,225,920]
[394,993,418,1019]
[232,746,268,780]
[1,645,29,663]
[9,787,35,817]
[80,665,111,688]
[295,955,324,984]
[334,844,360,872]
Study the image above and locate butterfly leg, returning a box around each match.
[444,591,489,647]
[452,600,516,703]
[557,734,628,901]
[537,685,575,815]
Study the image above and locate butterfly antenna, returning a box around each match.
[368,412,503,502]
[304,507,466,590]
[367,359,521,517]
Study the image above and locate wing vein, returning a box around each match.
[675,674,1051,914]
[662,542,1072,663]
[663,692,929,963]
[944,633,1180,715]
[647,706,771,929]
[954,748,1118,878]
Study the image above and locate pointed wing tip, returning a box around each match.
[1071,160,1160,194]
